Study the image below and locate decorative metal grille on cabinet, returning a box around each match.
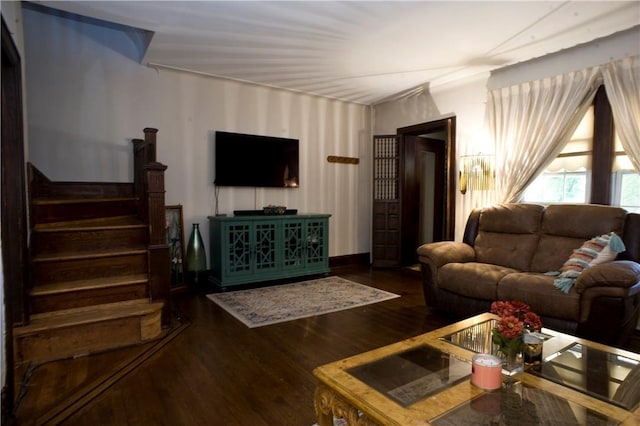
[374,136,399,200]
[255,223,277,270]
[228,224,251,273]
[284,222,303,267]
[306,221,325,264]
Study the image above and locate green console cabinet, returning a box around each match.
[208,214,330,289]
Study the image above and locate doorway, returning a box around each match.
[398,117,456,265]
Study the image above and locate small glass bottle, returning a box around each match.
[186,223,207,284]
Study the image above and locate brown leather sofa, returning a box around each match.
[417,203,640,348]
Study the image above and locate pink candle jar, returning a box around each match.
[471,354,502,390]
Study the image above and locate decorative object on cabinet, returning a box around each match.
[208,214,330,289]
[372,134,401,267]
[165,205,186,292]
[327,156,359,164]
[186,223,207,285]
[263,205,287,215]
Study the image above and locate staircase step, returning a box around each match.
[14,299,164,364]
[30,275,149,314]
[35,215,142,229]
[31,197,138,225]
[30,218,149,257]
[33,248,147,262]
[32,250,148,286]
[31,227,148,257]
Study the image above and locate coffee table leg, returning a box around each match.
[314,384,338,426]
[314,383,377,426]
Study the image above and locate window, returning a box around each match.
[523,172,589,203]
[613,172,640,213]
[522,86,639,211]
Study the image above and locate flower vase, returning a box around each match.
[186,223,207,285]
[490,301,542,377]
[496,335,524,376]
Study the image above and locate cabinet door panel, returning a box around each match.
[224,222,252,275]
[254,221,278,272]
[306,219,327,265]
[283,220,305,270]
[372,134,401,267]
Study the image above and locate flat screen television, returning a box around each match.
[214,131,299,188]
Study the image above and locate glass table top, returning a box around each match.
[431,380,621,426]
[439,319,640,411]
[346,344,471,407]
[531,342,640,411]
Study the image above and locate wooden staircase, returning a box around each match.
[14,129,171,365]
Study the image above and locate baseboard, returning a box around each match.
[329,253,370,268]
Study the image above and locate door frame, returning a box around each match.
[398,117,456,265]
[2,16,29,420]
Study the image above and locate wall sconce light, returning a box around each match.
[459,154,495,195]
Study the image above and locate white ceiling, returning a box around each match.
[34,1,640,105]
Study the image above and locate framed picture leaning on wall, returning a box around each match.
[165,205,186,292]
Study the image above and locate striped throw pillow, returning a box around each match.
[552,232,625,293]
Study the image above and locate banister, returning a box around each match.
[132,128,171,324]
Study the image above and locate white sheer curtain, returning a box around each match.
[486,68,601,203]
[602,55,640,172]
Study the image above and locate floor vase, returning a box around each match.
[186,223,207,284]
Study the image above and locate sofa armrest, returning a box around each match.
[417,242,475,308]
[575,260,640,293]
[570,261,640,341]
[416,241,475,269]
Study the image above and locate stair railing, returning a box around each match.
[132,128,171,323]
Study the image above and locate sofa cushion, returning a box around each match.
[540,204,627,238]
[439,262,518,301]
[474,204,543,270]
[497,273,580,321]
[530,235,588,272]
[530,204,627,273]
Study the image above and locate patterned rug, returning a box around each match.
[207,276,400,328]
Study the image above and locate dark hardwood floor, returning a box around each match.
[15,265,454,425]
[13,264,640,425]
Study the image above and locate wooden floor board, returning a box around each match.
[15,265,454,425]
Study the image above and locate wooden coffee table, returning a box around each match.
[313,313,640,426]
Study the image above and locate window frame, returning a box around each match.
[611,171,640,212]
[524,85,625,206]
[590,85,615,204]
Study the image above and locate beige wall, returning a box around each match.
[372,26,640,241]
[22,6,372,261]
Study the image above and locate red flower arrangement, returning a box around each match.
[490,301,542,362]
[491,301,542,331]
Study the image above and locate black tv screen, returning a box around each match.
[215,131,299,188]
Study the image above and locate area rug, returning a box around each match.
[207,276,400,328]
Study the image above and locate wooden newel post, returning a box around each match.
[132,138,146,220]
[145,162,171,325]
[144,127,158,164]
